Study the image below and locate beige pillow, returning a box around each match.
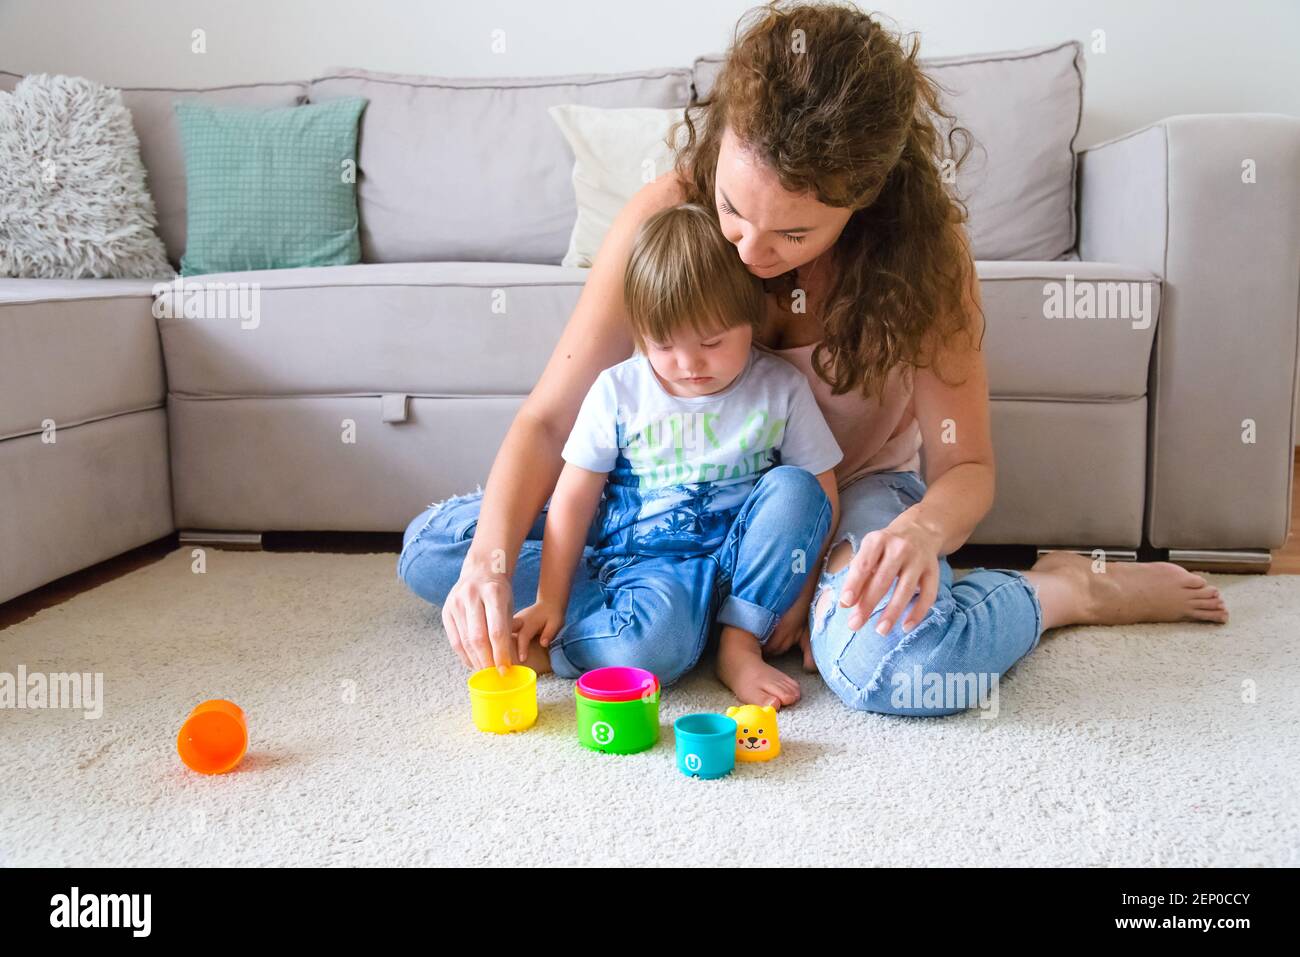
[548,103,689,268]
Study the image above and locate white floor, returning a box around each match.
[1,548,1295,866]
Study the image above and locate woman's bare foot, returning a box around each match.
[716,625,801,709]
[1024,550,1230,632]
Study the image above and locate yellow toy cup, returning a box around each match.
[467,665,538,733]
[177,699,249,774]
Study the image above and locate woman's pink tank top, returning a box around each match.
[755,341,923,489]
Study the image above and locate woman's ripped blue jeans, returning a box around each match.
[808,470,1044,716]
[398,465,832,686]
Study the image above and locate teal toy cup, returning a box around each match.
[575,687,660,754]
[674,713,738,779]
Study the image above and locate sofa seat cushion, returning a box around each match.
[0,278,166,441]
[156,262,589,398]
[156,260,1159,404]
[978,260,1160,400]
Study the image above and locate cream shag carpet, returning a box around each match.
[1,549,1296,867]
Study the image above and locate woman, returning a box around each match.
[399,0,1228,715]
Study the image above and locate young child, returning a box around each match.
[511,203,842,708]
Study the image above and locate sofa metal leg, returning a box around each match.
[1035,547,1138,562]
[177,530,263,550]
[1165,549,1272,574]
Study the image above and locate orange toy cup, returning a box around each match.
[177,699,248,774]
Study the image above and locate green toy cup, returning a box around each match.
[575,686,660,754]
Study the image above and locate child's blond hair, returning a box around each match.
[623,203,764,353]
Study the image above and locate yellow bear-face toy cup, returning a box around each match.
[726,704,780,762]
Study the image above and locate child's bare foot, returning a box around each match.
[716,625,801,709]
[1025,551,1230,631]
[522,639,554,674]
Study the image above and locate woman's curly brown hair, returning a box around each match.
[670,0,982,402]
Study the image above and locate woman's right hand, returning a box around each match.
[441,557,517,674]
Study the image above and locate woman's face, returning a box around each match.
[714,125,854,279]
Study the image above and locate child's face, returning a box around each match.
[644,322,753,397]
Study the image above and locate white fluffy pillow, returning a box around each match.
[0,73,173,278]
[548,103,689,269]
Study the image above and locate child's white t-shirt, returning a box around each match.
[561,347,843,557]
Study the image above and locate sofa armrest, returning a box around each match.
[1079,113,1300,551]
[0,279,174,602]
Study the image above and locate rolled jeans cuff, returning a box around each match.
[717,594,779,645]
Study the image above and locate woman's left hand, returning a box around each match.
[838,514,943,636]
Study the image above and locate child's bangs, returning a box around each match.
[637,284,735,346]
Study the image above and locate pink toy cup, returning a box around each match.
[576,667,659,703]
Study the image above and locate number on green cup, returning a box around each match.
[575,685,659,754]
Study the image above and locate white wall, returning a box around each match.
[1,0,1296,147]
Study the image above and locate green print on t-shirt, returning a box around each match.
[623,408,789,490]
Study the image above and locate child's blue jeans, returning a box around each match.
[398,465,832,685]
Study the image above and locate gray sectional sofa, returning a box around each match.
[2,40,1299,605]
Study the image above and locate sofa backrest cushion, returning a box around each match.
[308,67,693,265]
[118,82,309,266]
[692,41,1085,261]
[3,71,309,266]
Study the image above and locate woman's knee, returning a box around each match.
[810,579,979,716]
[397,493,482,604]
[815,638,974,717]
[401,507,437,554]
[398,539,466,607]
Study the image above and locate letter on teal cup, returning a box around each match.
[674,713,738,780]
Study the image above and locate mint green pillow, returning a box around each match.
[176,97,367,275]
